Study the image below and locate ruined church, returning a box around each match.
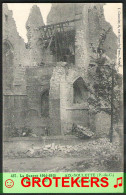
[3,3,118,138]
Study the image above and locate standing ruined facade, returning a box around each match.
[3,3,118,138]
[3,4,29,137]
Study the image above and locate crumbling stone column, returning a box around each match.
[60,76,74,135]
[49,65,65,135]
[26,5,45,66]
[75,4,90,71]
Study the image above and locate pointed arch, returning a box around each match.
[3,39,14,52]
[3,40,14,90]
[73,77,88,104]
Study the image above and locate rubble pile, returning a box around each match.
[72,124,94,138]
[24,143,89,158]
[5,136,120,160]
[75,125,94,138]
[43,137,121,172]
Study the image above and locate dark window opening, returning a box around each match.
[38,20,81,65]
[5,14,8,21]
[41,90,49,117]
[3,41,14,90]
[50,30,75,64]
[73,77,88,104]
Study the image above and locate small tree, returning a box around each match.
[88,27,122,141]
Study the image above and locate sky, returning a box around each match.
[7,3,52,42]
[6,3,122,43]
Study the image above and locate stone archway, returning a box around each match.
[60,69,89,135]
[73,77,88,104]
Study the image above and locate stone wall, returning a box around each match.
[3,4,29,138]
[60,67,89,134]
[3,41,14,92]
[3,4,29,94]
[95,111,111,137]
[3,3,117,138]
[3,95,27,138]
[47,3,75,24]
[88,4,117,60]
[49,65,65,135]
[47,3,117,68]
[3,4,57,137]
[49,65,89,135]
[26,5,46,66]
[25,66,53,135]
[75,4,90,71]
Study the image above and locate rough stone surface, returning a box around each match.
[3,4,29,94]
[3,4,29,138]
[3,3,118,138]
[26,5,45,66]
[88,4,117,60]
[95,111,111,136]
[47,3,76,24]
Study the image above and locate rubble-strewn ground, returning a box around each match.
[3,132,123,172]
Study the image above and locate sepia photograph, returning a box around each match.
[2,3,123,172]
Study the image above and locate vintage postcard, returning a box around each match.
[2,3,124,193]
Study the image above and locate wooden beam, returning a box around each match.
[38,18,81,30]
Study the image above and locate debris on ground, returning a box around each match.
[4,137,120,159]
[76,125,94,138]
[4,131,122,172]
[72,123,94,138]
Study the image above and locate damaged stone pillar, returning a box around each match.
[60,76,74,135]
[26,5,45,66]
[49,66,65,135]
[75,4,90,72]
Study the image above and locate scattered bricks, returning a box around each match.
[73,124,94,138]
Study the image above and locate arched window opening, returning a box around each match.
[3,41,13,54]
[73,77,88,104]
[5,14,8,22]
[41,90,49,117]
[3,41,14,90]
